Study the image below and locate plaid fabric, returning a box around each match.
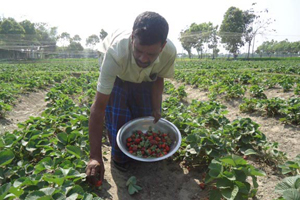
[105,77,153,163]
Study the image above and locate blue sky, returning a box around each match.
[1,0,300,54]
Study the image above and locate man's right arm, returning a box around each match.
[86,91,110,185]
[89,91,110,160]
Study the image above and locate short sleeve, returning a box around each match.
[157,52,176,78]
[97,50,121,95]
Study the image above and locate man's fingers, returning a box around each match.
[86,167,91,176]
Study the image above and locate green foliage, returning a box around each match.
[275,175,300,200]
[126,176,142,195]
[219,7,245,57]
[206,155,266,199]
[249,85,267,99]
[279,155,300,176]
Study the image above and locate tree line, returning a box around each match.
[1,4,299,60]
[179,3,299,59]
[0,17,107,59]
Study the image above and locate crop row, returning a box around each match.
[1,59,299,199]
[175,60,300,75]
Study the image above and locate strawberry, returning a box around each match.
[134,138,140,144]
[199,182,205,190]
[96,180,102,187]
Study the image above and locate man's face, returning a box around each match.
[132,36,166,68]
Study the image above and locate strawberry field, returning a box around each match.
[0,58,300,200]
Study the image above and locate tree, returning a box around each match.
[35,23,57,55]
[72,35,81,43]
[243,3,276,59]
[256,40,276,57]
[99,29,107,40]
[0,18,26,58]
[179,28,195,58]
[208,25,220,59]
[86,34,100,49]
[58,32,71,48]
[189,22,214,58]
[219,7,245,58]
[67,41,83,52]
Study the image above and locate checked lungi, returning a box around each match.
[105,77,154,163]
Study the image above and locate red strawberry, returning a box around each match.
[96,180,102,187]
[199,182,205,189]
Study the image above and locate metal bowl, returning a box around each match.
[116,116,182,162]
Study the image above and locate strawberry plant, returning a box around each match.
[279,97,300,125]
[295,84,300,95]
[239,98,259,113]
[279,154,300,176]
[126,176,142,195]
[279,76,294,92]
[275,175,300,200]
[205,155,266,199]
[249,85,267,99]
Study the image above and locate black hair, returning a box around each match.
[132,11,169,45]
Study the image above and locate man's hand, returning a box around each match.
[86,158,105,186]
[152,109,161,123]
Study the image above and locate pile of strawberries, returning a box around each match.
[126,128,173,158]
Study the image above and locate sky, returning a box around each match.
[1,0,300,54]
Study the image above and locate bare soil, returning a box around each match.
[168,79,300,200]
[0,90,48,134]
[1,80,299,200]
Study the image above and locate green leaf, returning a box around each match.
[66,193,78,200]
[248,166,266,176]
[25,191,46,200]
[234,170,247,182]
[66,145,81,158]
[43,174,65,186]
[128,184,138,195]
[252,176,258,188]
[9,186,24,197]
[67,185,84,197]
[216,178,233,189]
[208,161,223,178]
[244,149,257,155]
[223,171,236,181]
[126,176,137,186]
[13,177,33,188]
[39,187,55,196]
[221,185,239,200]
[282,189,300,200]
[52,192,65,200]
[275,175,300,194]
[82,193,93,200]
[0,150,15,166]
[133,185,142,191]
[229,155,247,166]
[57,132,68,145]
[209,189,222,200]
[0,183,11,200]
[234,181,250,194]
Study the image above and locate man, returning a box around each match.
[86,11,177,185]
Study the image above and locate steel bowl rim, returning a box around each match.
[116,116,182,162]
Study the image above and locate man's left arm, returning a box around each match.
[151,77,164,123]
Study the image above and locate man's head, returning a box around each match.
[132,11,169,68]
